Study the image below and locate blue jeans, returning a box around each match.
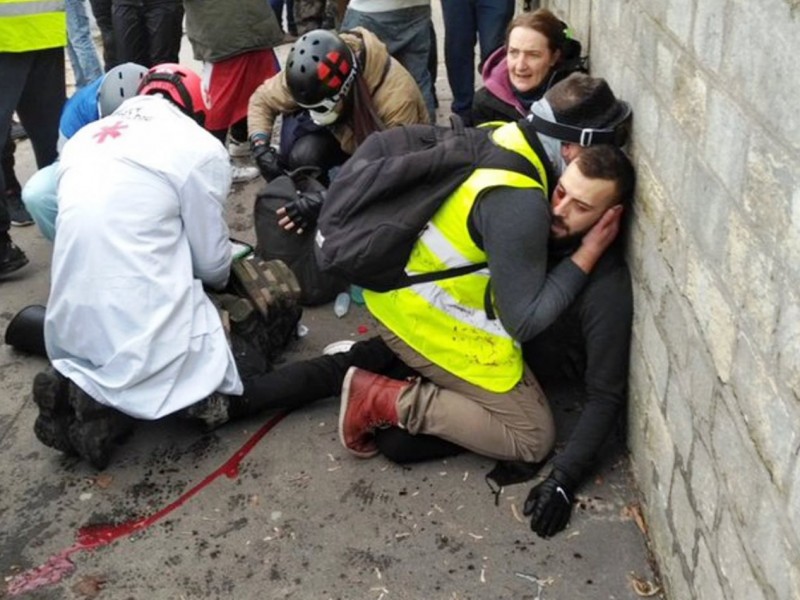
[340,5,435,123]
[66,0,103,88]
[22,162,59,241]
[440,0,514,118]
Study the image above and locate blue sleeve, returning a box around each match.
[59,77,103,140]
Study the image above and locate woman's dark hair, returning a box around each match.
[505,8,567,58]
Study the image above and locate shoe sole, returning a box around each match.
[32,369,69,411]
[66,382,135,469]
[231,169,260,183]
[10,220,34,227]
[0,254,29,275]
[338,367,378,458]
[68,419,113,470]
[34,414,76,454]
[32,369,75,454]
[67,409,135,470]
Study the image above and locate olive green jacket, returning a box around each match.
[184,0,283,62]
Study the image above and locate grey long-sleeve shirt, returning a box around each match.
[470,185,588,342]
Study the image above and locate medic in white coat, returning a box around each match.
[44,67,242,420]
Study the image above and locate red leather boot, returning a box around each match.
[338,367,409,458]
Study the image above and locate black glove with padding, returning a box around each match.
[280,189,326,233]
[252,143,284,182]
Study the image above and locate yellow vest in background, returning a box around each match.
[0,0,67,53]
[365,123,549,392]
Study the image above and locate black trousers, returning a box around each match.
[112,0,183,67]
[234,335,463,463]
[0,47,65,237]
[89,0,118,69]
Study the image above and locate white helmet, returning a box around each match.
[97,62,148,117]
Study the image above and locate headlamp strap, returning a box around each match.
[529,113,617,147]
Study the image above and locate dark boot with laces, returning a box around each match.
[67,382,135,470]
[32,367,75,455]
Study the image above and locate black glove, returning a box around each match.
[282,190,325,232]
[522,469,575,538]
[252,142,284,182]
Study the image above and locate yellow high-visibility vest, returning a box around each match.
[365,122,549,392]
[0,0,67,53]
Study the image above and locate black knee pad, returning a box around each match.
[5,304,47,357]
[285,131,348,175]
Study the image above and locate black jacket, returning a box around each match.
[523,242,633,485]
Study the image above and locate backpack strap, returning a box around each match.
[398,261,488,289]
[449,113,467,134]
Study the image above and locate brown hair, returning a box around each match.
[505,8,567,56]
[574,145,636,207]
[546,73,609,116]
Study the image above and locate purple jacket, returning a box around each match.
[480,45,528,118]
[474,44,589,126]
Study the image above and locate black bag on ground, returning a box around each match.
[254,169,348,306]
[313,115,540,292]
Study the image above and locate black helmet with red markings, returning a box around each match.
[285,29,357,125]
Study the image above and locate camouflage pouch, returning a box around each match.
[230,257,303,363]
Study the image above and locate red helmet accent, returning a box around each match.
[137,63,207,126]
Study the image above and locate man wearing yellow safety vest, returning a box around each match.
[0,0,67,275]
[337,141,634,465]
[211,76,634,473]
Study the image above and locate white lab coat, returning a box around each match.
[46,95,243,419]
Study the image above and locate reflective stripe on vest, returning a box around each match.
[490,122,549,193]
[365,130,546,392]
[0,1,66,52]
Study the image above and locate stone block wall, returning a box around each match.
[539,1,800,598]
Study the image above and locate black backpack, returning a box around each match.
[254,169,348,305]
[313,116,545,292]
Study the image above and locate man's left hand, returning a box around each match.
[276,190,326,234]
[582,204,623,256]
[522,470,575,538]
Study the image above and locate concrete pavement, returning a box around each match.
[1,7,663,599]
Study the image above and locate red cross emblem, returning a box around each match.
[317,51,351,91]
[93,121,128,143]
